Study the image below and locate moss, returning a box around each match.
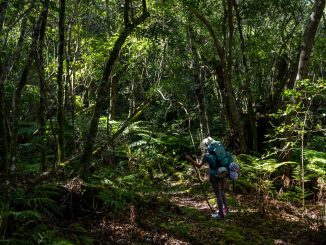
[223,229,247,245]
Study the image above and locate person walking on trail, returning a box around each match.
[185,137,239,219]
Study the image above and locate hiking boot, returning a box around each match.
[211,211,224,219]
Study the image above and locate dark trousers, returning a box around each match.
[210,176,228,217]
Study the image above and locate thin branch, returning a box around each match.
[190,9,225,63]
[124,0,131,27]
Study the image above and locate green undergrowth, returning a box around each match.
[235,148,326,204]
[1,146,325,244]
[154,202,271,244]
[149,193,320,245]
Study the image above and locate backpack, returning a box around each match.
[208,141,232,168]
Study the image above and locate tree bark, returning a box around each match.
[128,79,136,117]
[188,27,210,138]
[9,5,47,175]
[65,0,80,151]
[78,1,150,176]
[109,76,118,120]
[281,0,325,161]
[57,0,66,163]
[233,0,257,152]
[4,2,34,81]
[0,0,9,172]
[192,8,248,152]
[36,0,50,172]
[295,0,325,84]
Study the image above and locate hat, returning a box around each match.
[199,137,215,150]
[228,162,240,180]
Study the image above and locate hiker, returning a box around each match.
[185,137,239,218]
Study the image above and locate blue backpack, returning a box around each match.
[208,141,233,168]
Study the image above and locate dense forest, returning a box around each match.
[0,0,325,244]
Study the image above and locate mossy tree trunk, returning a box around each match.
[295,0,325,84]
[78,0,150,176]
[282,0,325,161]
[9,4,49,177]
[36,0,50,172]
[57,0,66,164]
[233,0,257,152]
[192,5,248,152]
[0,0,9,173]
[188,26,210,138]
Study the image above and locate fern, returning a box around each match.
[256,159,287,173]
[33,183,64,200]
[0,210,41,220]
[8,183,63,221]
[98,189,128,213]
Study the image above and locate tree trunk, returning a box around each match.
[128,79,136,117]
[9,6,46,175]
[36,0,50,172]
[280,0,325,161]
[233,0,257,152]
[65,1,79,151]
[69,0,81,150]
[57,0,66,163]
[0,0,9,172]
[105,0,113,35]
[78,1,149,176]
[295,0,325,84]
[192,8,248,152]
[109,76,118,120]
[188,27,210,138]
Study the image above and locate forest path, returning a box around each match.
[160,183,321,245]
[87,180,322,245]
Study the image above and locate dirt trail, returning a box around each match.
[167,189,322,245]
[85,185,323,245]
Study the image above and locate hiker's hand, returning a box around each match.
[183,153,192,160]
[185,155,192,160]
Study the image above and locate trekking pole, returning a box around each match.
[184,153,215,214]
[185,121,214,213]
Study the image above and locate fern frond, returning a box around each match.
[25,197,57,207]
[1,210,41,220]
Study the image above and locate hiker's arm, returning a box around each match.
[184,154,204,168]
[194,159,205,168]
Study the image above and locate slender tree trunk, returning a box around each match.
[128,79,136,117]
[282,0,325,160]
[66,2,78,151]
[65,28,72,139]
[295,0,325,84]
[0,0,9,230]
[57,0,66,163]
[78,1,149,176]
[69,3,81,149]
[0,0,8,172]
[36,0,49,172]
[9,7,46,175]
[233,0,257,152]
[109,76,118,120]
[224,0,247,152]
[105,0,113,35]
[192,8,248,152]
[5,3,35,83]
[188,27,210,137]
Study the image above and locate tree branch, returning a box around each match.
[190,9,225,63]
